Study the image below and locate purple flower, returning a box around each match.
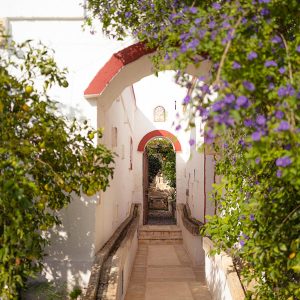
[286,84,295,96]
[255,157,261,164]
[276,156,291,167]
[278,86,287,98]
[201,84,210,94]
[189,7,198,14]
[256,115,266,126]
[242,233,250,240]
[252,131,262,141]
[297,45,300,53]
[271,35,282,44]
[183,95,191,104]
[250,214,255,221]
[236,96,249,108]
[279,67,286,74]
[195,18,202,24]
[284,144,291,150]
[211,30,218,40]
[261,8,270,16]
[172,51,178,59]
[125,11,132,18]
[224,94,235,104]
[247,51,258,60]
[232,61,241,69]
[240,240,245,247]
[278,85,296,97]
[175,125,181,131]
[180,33,190,42]
[198,29,207,38]
[244,119,253,127]
[238,139,245,147]
[181,44,187,53]
[212,2,221,10]
[275,110,284,119]
[222,21,231,29]
[276,169,282,177]
[277,120,289,131]
[212,100,225,112]
[269,83,275,90]
[243,80,256,91]
[265,60,278,67]
[205,130,215,144]
[259,0,270,2]
[208,20,216,29]
[189,139,195,146]
[187,39,199,50]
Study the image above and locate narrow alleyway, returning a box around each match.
[125,240,211,300]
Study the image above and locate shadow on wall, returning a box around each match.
[30,193,99,295]
[205,253,240,300]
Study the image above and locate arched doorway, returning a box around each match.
[138,130,182,225]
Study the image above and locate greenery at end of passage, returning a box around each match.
[146,139,176,189]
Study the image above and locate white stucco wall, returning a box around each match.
[94,86,136,252]
[132,72,192,208]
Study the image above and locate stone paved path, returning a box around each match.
[147,209,176,225]
[125,243,211,300]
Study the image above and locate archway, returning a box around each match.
[84,42,211,110]
[84,42,215,226]
[138,130,182,225]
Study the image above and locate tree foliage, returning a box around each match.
[86,0,300,298]
[0,38,114,298]
[147,139,176,188]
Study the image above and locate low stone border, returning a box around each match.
[177,203,204,236]
[84,203,140,300]
[203,237,245,300]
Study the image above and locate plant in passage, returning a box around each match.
[85,0,300,298]
[147,139,176,188]
[0,37,114,298]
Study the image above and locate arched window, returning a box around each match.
[153,106,166,122]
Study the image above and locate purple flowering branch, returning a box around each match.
[278,34,296,131]
[279,33,294,84]
[214,14,244,85]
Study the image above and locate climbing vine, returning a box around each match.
[0,38,114,298]
[85,0,300,298]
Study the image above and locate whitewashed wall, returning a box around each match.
[94,86,136,252]
[132,72,192,207]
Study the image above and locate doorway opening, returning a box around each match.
[144,138,176,225]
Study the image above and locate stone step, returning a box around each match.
[138,225,183,243]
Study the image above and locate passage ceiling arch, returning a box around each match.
[137,130,182,152]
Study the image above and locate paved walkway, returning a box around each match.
[147,209,176,225]
[125,242,211,300]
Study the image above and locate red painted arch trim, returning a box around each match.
[84,42,155,97]
[137,130,182,152]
